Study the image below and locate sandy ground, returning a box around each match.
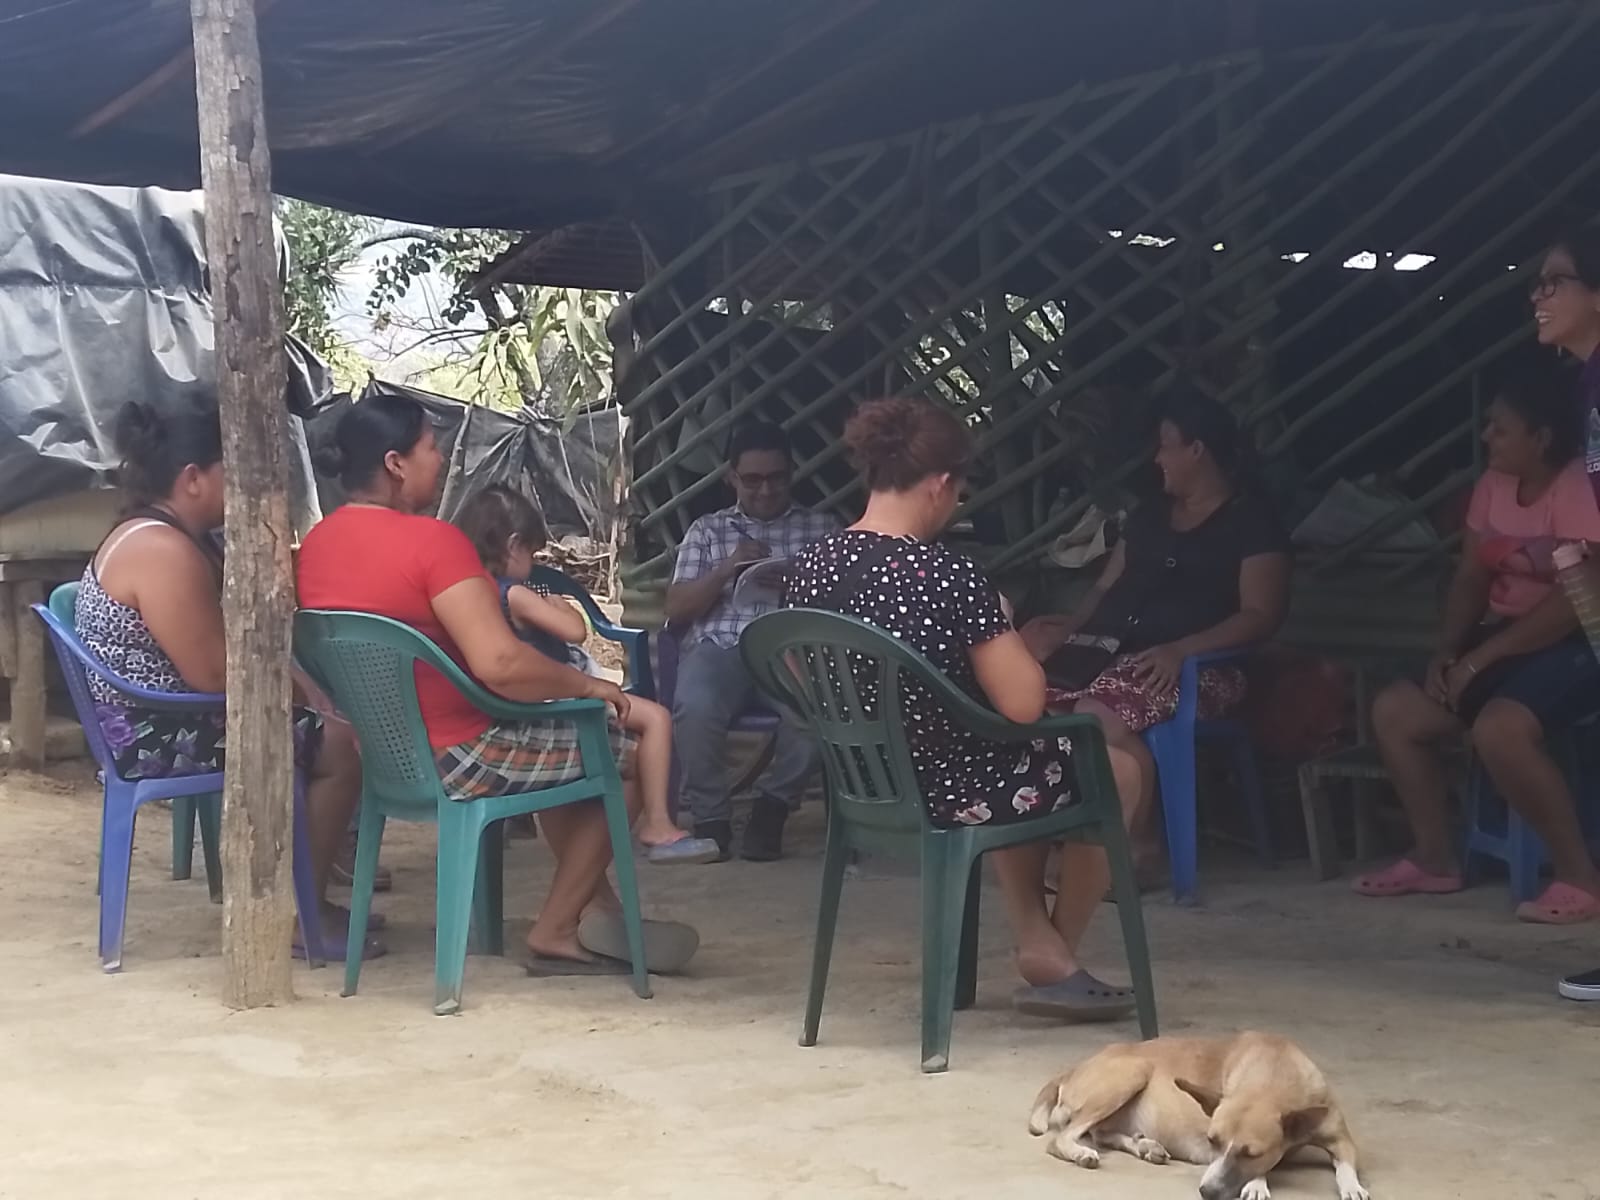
[2,765,1599,1200]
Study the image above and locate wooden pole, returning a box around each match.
[190,0,296,1009]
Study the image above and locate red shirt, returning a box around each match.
[297,505,491,750]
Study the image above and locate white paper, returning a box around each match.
[731,557,789,606]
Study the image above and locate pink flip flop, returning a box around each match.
[1351,858,1464,897]
[1515,882,1600,925]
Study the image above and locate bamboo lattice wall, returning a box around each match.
[621,3,1600,585]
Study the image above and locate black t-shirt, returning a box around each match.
[1083,493,1289,653]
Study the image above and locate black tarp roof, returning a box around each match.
[0,0,1564,234]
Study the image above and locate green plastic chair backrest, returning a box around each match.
[740,608,962,836]
[50,581,79,625]
[293,609,462,818]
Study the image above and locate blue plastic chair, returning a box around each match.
[527,566,655,699]
[293,608,650,1014]
[1141,648,1272,904]
[1462,713,1600,903]
[34,586,324,971]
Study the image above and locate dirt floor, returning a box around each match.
[2,765,1598,1200]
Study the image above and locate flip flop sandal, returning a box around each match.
[577,911,699,974]
[293,933,387,962]
[642,835,723,865]
[1515,882,1600,925]
[1351,859,1463,897]
[524,953,630,978]
[1012,970,1136,1021]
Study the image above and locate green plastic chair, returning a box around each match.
[740,608,1157,1072]
[50,581,222,896]
[294,609,651,1013]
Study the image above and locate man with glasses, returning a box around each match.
[664,421,839,861]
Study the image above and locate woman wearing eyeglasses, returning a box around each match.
[1534,230,1600,1003]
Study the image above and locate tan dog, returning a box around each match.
[1028,1033,1369,1200]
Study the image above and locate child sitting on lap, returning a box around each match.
[455,485,719,864]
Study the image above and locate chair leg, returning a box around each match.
[919,832,978,1074]
[1299,769,1341,881]
[1146,723,1200,905]
[432,803,480,1017]
[1508,813,1545,905]
[1232,734,1273,866]
[1102,797,1159,1040]
[197,796,223,904]
[433,803,484,1015]
[99,795,137,973]
[954,861,981,1012]
[289,776,325,969]
[802,814,850,1049]
[470,819,506,957]
[342,806,386,999]
[599,784,653,1001]
[171,797,197,880]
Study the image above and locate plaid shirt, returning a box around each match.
[671,503,841,648]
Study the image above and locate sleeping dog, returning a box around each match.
[1028,1032,1369,1200]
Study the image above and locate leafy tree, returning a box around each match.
[277,200,616,419]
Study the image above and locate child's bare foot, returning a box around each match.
[638,822,693,848]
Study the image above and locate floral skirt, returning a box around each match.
[1046,654,1247,734]
[924,737,1082,830]
[96,703,322,780]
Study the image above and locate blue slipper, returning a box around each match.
[644,835,722,865]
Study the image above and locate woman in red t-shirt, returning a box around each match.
[298,394,697,975]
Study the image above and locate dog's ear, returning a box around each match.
[1174,1078,1223,1116]
[1281,1106,1329,1143]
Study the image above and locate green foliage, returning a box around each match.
[277,199,616,418]
[278,198,371,361]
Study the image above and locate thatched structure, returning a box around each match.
[3,0,1597,607]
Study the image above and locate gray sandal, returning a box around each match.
[577,911,700,974]
[1013,970,1136,1021]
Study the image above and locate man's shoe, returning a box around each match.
[740,799,789,862]
[693,820,733,863]
[1558,966,1600,1001]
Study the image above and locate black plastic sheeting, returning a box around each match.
[305,380,625,544]
[0,172,328,524]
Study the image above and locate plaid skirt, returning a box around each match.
[436,716,637,802]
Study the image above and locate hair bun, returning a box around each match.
[113,401,164,455]
[311,439,349,477]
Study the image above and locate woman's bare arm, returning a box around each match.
[430,576,628,718]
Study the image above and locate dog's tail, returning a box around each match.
[1027,1069,1075,1136]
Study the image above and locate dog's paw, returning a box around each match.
[1132,1137,1169,1164]
[1337,1185,1370,1200]
[1047,1134,1100,1169]
[1240,1180,1271,1200]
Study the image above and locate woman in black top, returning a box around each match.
[788,397,1140,1022]
[1022,390,1291,876]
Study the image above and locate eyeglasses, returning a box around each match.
[1529,272,1582,300]
[734,469,791,491]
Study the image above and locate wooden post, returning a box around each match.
[190,0,297,1008]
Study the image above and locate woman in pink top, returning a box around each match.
[1356,373,1600,922]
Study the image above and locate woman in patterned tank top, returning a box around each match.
[77,400,377,960]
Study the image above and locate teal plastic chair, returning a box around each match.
[740,608,1158,1073]
[50,582,222,898]
[294,609,651,1013]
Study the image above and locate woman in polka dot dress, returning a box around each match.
[787,397,1139,1022]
